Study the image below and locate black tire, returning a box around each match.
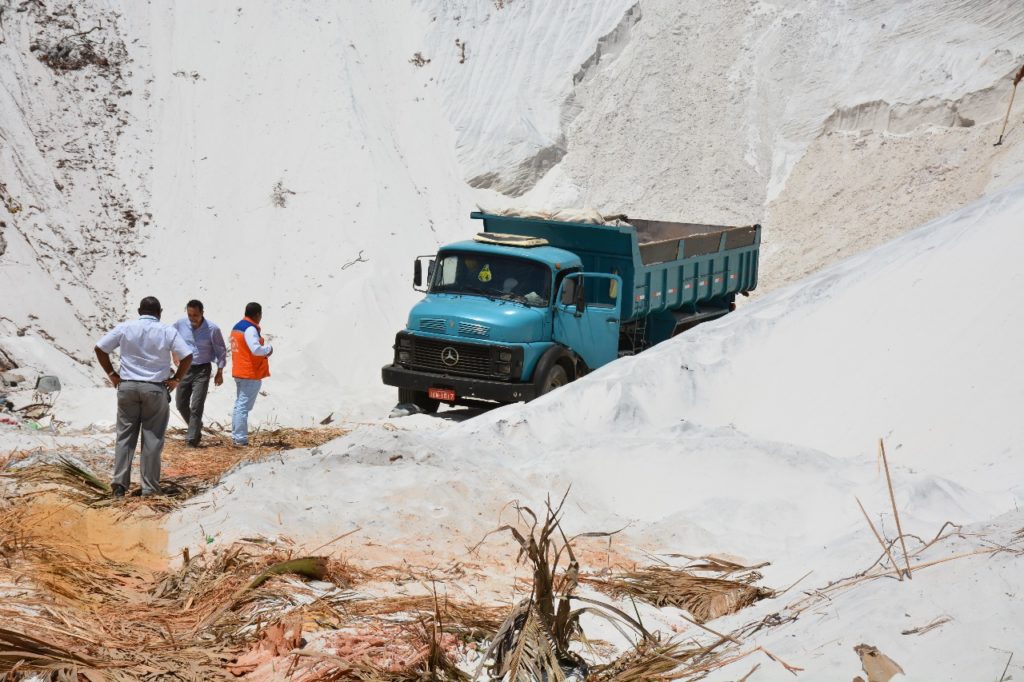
[538,363,569,396]
[398,388,440,414]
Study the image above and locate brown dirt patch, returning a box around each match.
[20,491,168,571]
[160,426,348,483]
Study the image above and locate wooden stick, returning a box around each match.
[879,439,913,579]
[306,526,361,554]
[845,548,995,585]
[999,651,1013,682]
[777,569,815,594]
[995,64,1024,145]
[995,83,1017,145]
[856,496,903,581]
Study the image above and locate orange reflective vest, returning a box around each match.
[231,318,270,379]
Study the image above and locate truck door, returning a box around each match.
[553,273,623,370]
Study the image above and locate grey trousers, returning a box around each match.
[113,381,170,495]
[175,363,212,445]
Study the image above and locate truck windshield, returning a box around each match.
[430,251,551,307]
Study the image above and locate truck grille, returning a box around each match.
[411,338,493,377]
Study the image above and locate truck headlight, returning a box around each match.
[498,350,512,361]
[399,337,413,349]
[496,362,511,375]
[398,350,411,363]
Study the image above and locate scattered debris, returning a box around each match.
[32,25,112,71]
[271,179,296,207]
[390,402,424,418]
[172,69,202,81]
[341,249,369,270]
[854,643,904,682]
[410,51,431,66]
[901,615,952,636]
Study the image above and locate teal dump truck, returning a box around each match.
[382,211,760,411]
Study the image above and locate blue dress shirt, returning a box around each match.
[173,318,227,368]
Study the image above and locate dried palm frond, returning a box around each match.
[474,492,650,681]
[247,556,329,590]
[55,456,110,493]
[487,599,567,682]
[344,594,506,634]
[583,566,775,623]
[0,625,99,672]
[588,637,708,681]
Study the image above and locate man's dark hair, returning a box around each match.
[186,299,204,312]
[245,302,262,318]
[139,296,162,316]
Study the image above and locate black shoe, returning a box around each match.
[186,441,203,448]
[111,484,125,498]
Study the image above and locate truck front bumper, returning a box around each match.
[381,365,537,404]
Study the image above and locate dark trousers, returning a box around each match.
[175,363,212,445]
[114,381,169,494]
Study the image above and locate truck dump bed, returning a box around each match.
[470,211,760,322]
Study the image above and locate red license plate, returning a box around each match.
[428,388,456,402]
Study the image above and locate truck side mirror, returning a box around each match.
[413,259,422,287]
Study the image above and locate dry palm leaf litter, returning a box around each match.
[0,427,781,680]
[7,426,1009,679]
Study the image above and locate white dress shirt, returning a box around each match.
[97,315,193,381]
[243,325,273,356]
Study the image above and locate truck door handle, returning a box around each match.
[607,318,618,324]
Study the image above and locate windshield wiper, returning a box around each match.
[497,291,531,306]
[461,286,499,301]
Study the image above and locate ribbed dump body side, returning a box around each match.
[471,212,760,321]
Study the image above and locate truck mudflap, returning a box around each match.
[381,364,538,404]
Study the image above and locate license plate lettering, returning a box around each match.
[428,388,455,402]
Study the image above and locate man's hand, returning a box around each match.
[165,378,180,391]
[108,373,121,388]
[214,368,224,387]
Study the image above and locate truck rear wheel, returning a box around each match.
[538,364,569,396]
[398,388,440,414]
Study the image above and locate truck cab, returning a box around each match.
[382,233,622,412]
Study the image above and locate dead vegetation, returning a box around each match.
[32,25,111,71]
[0,441,784,681]
[2,426,348,514]
[25,4,124,72]
[465,493,776,681]
[2,427,1019,679]
[582,559,775,624]
[272,179,297,208]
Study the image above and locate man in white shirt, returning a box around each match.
[95,296,193,497]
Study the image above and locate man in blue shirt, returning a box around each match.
[172,299,227,448]
[95,296,193,497]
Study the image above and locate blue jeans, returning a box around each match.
[232,378,261,444]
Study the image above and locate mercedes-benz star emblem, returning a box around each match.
[441,347,460,367]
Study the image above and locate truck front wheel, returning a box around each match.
[398,388,440,414]
[538,364,569,396]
